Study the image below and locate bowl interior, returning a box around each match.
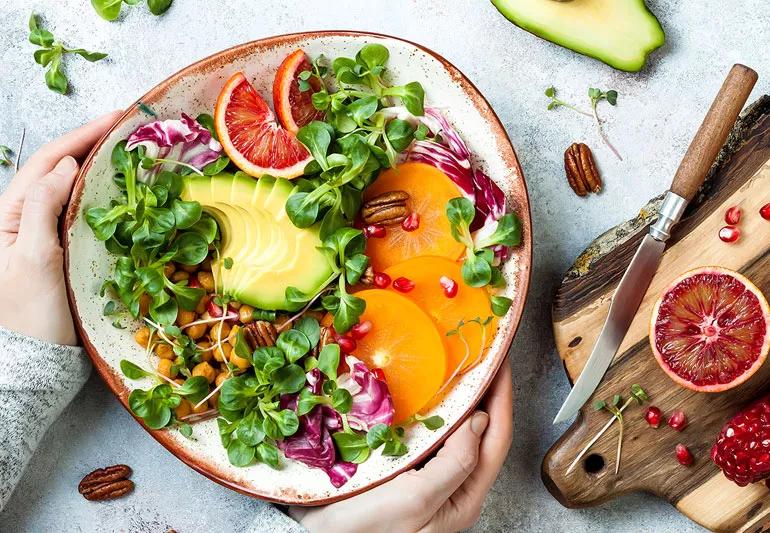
[64,31,531,504]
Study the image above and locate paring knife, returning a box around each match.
[553,64,758,425]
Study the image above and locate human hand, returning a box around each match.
[0,111,122,345]
[291,357,513,533]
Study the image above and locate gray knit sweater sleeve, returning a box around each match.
[0,326,92,510]
[0,326,305,532]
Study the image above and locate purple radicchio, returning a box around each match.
[336,356,395,432]
[383,107,510,261]
[278,368,353,487]
[125,113,222,184]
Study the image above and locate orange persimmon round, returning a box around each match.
[353,289,447,424]
[384,256,497,380]
[364,162,466,271]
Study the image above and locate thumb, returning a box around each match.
[17,155,79,253]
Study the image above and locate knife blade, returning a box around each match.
[552,64,758,424]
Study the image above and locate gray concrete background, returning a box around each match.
[1,0,768,531]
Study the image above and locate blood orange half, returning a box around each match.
[650,267,770,392]
[214,72,312,179]
[273,49,325,133]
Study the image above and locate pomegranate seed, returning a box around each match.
[206,300,238,322]
[373,272,391,289]
[392,276,415,292]
[364,224,386,238]
[645,406,662,428]
[336,335,356,354]
[372,368,386,382]
[439,276,458,298]
[350,320,372,340]
[761,203,770,220]
[668,410,687,431]
[188,278,201,289]
[401,213,420,232]
[676,443,694,466]
[719,225,740,243]
[725,206,742,225]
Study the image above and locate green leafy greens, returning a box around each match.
[29,13,107,95]
[91,0,173,21]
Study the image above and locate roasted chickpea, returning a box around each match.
[157,359,177,378]
[214,342,232,363]
[176,309,196,327]
[174,378,185,386]
[181,263,198,273]
[134,326,151,348]
[210,322,231,343]
[139,294,151,317]
[192,400,209,414]
[229,301,241,309]
[215,372,229,388]
[227,325,240,345]
[163,263,176,278]
[238,305,255,324]
[192,361,216,383]
[187,323,207,340]
[230,352,251,371]
[198,271,215,292]
[196,341,214,363]
[171,270,190,282]
[195,295,210,315]
[208,393,220,409]
[155,343,175,360]
[175,398,192,419]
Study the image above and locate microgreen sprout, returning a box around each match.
[0,146,13,168]
[545,86,622,160]
[91,0,173,21]
[567,384,648,475]
[28,13,107,95]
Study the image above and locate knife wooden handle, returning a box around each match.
[670,64,757,202]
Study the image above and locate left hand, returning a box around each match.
[0,111,122,345]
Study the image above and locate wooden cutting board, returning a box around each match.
[542,96,770,533]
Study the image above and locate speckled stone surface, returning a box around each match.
[1,1,768,531]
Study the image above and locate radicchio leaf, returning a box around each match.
[336,356,395,431]
[126,113,222,183]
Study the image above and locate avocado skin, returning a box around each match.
[491,0,665,72]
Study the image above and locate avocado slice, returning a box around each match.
[181,173,334,310]
[492,0,665,72]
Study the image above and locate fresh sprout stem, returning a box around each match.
[566,398,633,474]
[151,158,204,176]
[276,279,334,333]
[179,408,219,424]
[615,409,625,475]
[591,105,623,161]
[555,99,593,117]
[194,375,226,410]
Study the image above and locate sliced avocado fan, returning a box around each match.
[181,172,334,311]
[492,0,665,72]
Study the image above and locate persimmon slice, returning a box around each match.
[384,256,497,379]
[354,289,447,424]
[364,162,466,271]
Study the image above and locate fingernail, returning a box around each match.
[471,411,489,436]
[54,156,78,175]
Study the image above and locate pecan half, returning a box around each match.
[79,465,134,501]
[362,190,410,225]
[359,265,375,286]
[312,326,335,356]
[244,320,277,348]
[564,143,602,196]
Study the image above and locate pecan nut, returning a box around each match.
[79,465,134,501]
[359,265,375,286]
[362,190,410,225]
[244,320,278,348]
[312,326,335,356]
[564,143,602,196]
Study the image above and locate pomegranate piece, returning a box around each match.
[668,410,687,431]
[350,320,372,340]
[392,276,416,293]
[645,406,662,428]
[712,394,770,486]
[439,276,458,298]
[761,203,770,220]
[336,335,356,354]
[372,368,386,382]
[206,300,238,322]
[373,272,391,289]
[676,444,694,466]
[401,213,420,232]
[724,206,742,225]
[188,278,201,289]
[364,224,386,239]
[719,225,740,243]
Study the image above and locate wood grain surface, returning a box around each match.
[543,96,770,533]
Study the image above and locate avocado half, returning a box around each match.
[492,0,665,72]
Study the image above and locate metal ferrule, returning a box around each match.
[649,191,688,242]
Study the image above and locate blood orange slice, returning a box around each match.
[214,72,312,179]
[273,49,325,133]
[650,267,770,392]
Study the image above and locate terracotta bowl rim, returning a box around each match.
[63,29,533,505]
